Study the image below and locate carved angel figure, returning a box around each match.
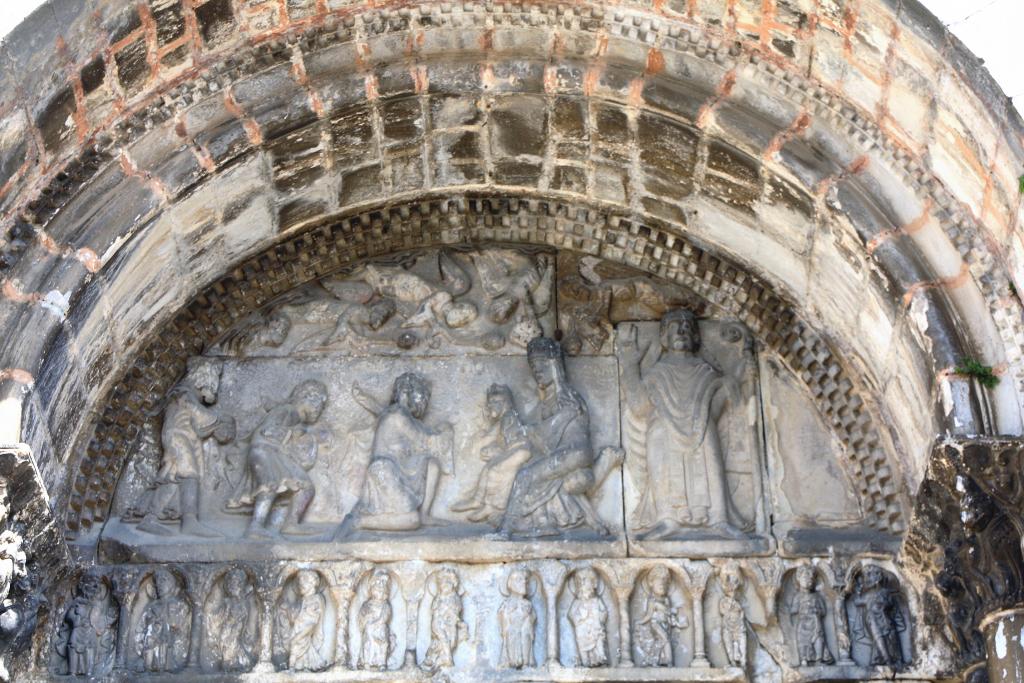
[136,569,191,673]
[339,373,454,534]
[55,575,117,676]
[451,384,532,524]
[718,563,746,668]
[226,380,329,539]
[498,569,536,669]
[633,566,688,667]
[791,565,833,666]
[422,568,469,671]
[278,570,332,672]
[849,565,909,667]
[619,311,749,539]
[358,571,395,670]
[204,568,257,672]
[568,568,608,668]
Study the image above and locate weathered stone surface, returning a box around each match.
[0,0,1021,680]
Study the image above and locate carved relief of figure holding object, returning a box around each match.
[338,372,453,534]
[55,575,117,677]
[568,568,609,668]
[849,564,910,667]
[718,563,747,668]
[620,310,749,540]
[136,569,191,673]
[225,380,329,539]
[498,569,537,669]
[422,568,469,671]
[138,359,235,538]
[451,384,532,524]
[791,565,833,666]
[633,566,688,667]
[358,571,395,670]
[279,570,331,672]
[500,337,621,537]
[205,568,257,672]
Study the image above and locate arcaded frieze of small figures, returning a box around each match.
[41,247,935,681]
[46,556,917,681]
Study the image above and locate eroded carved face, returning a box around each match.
[795,566,816,592]
[258,313,291,347]
[720,565,743,597]
[576,569,598,599]
[507,570,528,597]
[660,311,700,353]
[224,569,247,598]
[370,572,390,600]
[79,575,102,601]
[190,361,222,405]
[153,570,178,599]
[292,381,328,424]
[648,567,670,597]
[529,356,560,394]
[862,565,884,590]
[486,388,512,420]
[297,571,319,596]
[393,374,430,419]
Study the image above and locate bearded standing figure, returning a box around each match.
[620,309,744,540]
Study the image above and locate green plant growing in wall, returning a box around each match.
[1019,173,1024,194]
[954,358,1000,389]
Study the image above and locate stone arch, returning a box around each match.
[57,195,915,538]
[0,1,1021,681]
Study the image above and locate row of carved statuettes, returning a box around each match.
[50,556,914,676]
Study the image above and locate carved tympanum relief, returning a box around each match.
[86,248,919,680]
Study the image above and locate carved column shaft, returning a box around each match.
[691,588,710,668]
[983,608,1024,683]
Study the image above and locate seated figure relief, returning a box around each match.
[497,337,622,538]
[451,383,532,524]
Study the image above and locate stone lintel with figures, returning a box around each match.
[44,247,922,681]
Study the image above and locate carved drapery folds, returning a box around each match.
[44,557,924,679]
[40,249,955,680]
[905,438,1024,681]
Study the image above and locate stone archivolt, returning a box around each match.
[0,1,1021,682]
